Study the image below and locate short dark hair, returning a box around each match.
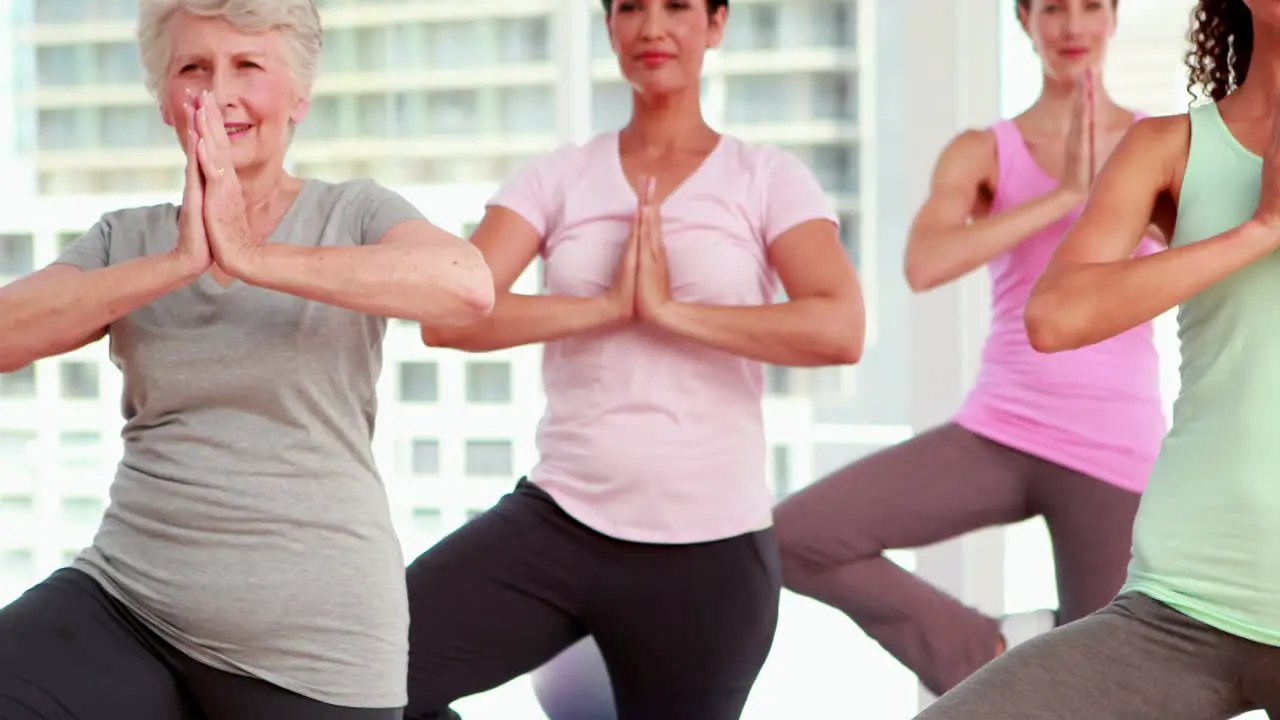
[1015,0,1117,10]
[601,0,728,16]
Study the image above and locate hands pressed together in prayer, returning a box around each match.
[605,176,677,327]
[171,90,264,280]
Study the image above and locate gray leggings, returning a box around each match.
[916,592,1280,719]
[774,423,1142,696]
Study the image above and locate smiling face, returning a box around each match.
[607,0,727,100]
[1019,0,1118,81]
[159,11,309,173]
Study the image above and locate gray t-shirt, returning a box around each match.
[57,178,422,708]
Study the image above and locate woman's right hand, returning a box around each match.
[172,100,213,275]
[1062,71,1095,195]
[604,197,641,322]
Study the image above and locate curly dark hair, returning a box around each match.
[1185,0,1253,101]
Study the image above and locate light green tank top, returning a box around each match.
[1123,101,1280,646]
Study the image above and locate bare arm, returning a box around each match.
[232,219,495,326]
[420,207,629,352]
[0,254,203,372]
[904,129,1083,291]
[1025,115,1277,352]
[654,219,864,366]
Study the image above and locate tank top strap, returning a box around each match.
[988,119,1026,184]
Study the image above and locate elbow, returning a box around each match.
[903,257,944,293]
[421,253,496,328]
[830,330,864,365]
[1023,294,1076,354]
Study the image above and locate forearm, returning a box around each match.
[421,292,625,352]
[656,297,864,366]
[0,253,200,370]
[233,241,494,325]
[906,188,1082,291]
[1026,219,1277,352]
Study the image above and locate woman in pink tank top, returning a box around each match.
[774,0,1167,698]
[400,1,866,718]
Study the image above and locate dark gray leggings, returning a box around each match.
[916,592,1280,719]
[774,422,1142,696]
[404,479,782,720]
[0,568,401,720]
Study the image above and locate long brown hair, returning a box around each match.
[1186,0,1253,101]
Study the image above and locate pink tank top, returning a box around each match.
[952,117,1166,494]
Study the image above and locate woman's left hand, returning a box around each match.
[635,176,674,324]
[192,90,256,276]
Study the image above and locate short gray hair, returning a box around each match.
[137,0,323,97]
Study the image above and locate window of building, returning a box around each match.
[839,212,861,267]
[723,4,780,50]
[57,231,83,254]
[0,431,37,465]
[464,440,513,477]
[411,508,443,534]
[0,496,35,525]
[60,361,100,400]
[500,86,554,134]
[60,497,104,524]
[808,144,858,194]
[358,93,391,137]
[0,367,37,400]
[812,72,858,121]
[499,17,551,63]
[427,90,481,135]
[0,549,34,579]
[0,234,34,277]
[399,362,438,403]
[58,431,103,470]
[725,75,792,124]
[407,439,440,476]
[592,81,631,133]
[95,42,141,84]
[465,362,512,404]
[811,1,857,48]
[355,26,388,72]
[765,365,792,396]
[771,445,792,499]
[37,108,82,151]
[35,45,84,86]
[426,21,485,69]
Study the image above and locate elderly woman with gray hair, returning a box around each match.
[0,1,493,718]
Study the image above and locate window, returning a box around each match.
[426,22,485,69]
[399,362,438,403]
[0,549,34,578]
[772,445,792,499]
[60,361,100,400]
[358,94,391,137]
[725,75,792,124]
[592,82,631,132]
[408,439,440,476]
[57,231,83,254]
[724,4,780,50]
[590,16,614,59]
[0,496,35,525]
[765,365,792,396]
[839,212,861,267]
[0,431,37,464]
[356,26,388,72]
[60,497,104,524]
[499,17,551,63]
[0,367,37,399]
[500,87,554,134]
[427,90,480,135]
[411,508,443,534]
[809,144,857,194]
[95,42,141,84]
[320,28,358,74]
[35,45,84,86]
[58,431,103,470]
[464,440,513,477]
[811,1,856,48]
[0,234,34,277]
[812,72,857,121]
[37,109,82,150]
[466,362,512,404]
[299,95,344,140]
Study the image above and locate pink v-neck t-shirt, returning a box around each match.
[489,132,839,544]
[953,117,1166,494]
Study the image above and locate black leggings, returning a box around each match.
[405,479,782,720]
[0,568,401,720]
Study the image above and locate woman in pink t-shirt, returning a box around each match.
[401,1,865,718]
[774,0,1166,700]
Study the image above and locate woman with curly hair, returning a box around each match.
[773,0,1163,699]
[915,0,1280,717]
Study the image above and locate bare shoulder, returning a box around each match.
[1123,113,1192,156]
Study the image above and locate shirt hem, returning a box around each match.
[953,411,1152,494]
[1123,579,1280,648]
[71,558,408,709]
[529,477,774,545]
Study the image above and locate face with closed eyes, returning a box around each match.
[1019,0,1118,80]
[159,11,309,174]
[607,0,727,99]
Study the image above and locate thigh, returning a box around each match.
[774,424,1033,568]
[916,593,1249,720]
[182,661,401,720]
[406,480,594,715]
[593,529,782,720]
[0,568,192,720]
[1030,464,1142,623]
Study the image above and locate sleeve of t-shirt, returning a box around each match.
[351,180,428,246]
[486,145,573,237]
[758,147,840,245]
[53,215,113,271]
